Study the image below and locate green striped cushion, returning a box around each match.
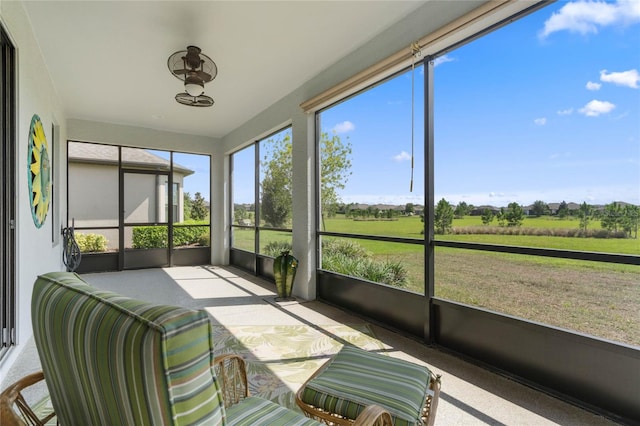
[300,345,432,426]
[32,271,225,426]
[226,396,321,426]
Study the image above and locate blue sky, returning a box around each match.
[227,0,639,208]
[321,0,640,207]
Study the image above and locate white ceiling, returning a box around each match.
[22,1,429,139]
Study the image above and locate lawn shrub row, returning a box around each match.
[452,226,628,239]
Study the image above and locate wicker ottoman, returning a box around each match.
[296,345,440,426]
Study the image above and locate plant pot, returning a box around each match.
[273,250,298,300]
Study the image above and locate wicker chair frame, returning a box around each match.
[0,371,56,426]
[295,354,441,426]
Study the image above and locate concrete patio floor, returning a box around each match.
[5,265,620,425]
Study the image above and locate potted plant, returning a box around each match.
[273,250,298,300]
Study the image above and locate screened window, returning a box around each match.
[231,144,256,252]
[433,2,640,346]
[230,127,292,256]
[318,64,425,293]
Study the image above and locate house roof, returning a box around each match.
[68,142,194,176]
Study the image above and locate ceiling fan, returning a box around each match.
[167,46,217,107]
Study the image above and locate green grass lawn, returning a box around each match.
[231,215,639,346]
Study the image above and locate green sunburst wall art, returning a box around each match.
[28,114,51,228]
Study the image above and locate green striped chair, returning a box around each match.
[296,345,441,426]
[30,272,390,426]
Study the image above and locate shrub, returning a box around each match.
[451,226,630,239]
[132,227,167,249]
[132,225,210,249]
[262,238,408,288]
[263,240,293,257]
[322,239,369,258]
[75,233,108,253]
[197,233,210,247]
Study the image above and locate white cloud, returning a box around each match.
[534,117,547,126]
[393,151,412,162]
[600,69,640,88]
[586,81,602,90]
[539,0,640,38]
[579,99,616,116]
[332,121,355,134]
[557,108,574,115]
[433,55,455,67]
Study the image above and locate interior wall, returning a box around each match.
[0,0,67,383]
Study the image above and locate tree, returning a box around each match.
[505,202,524,227]
[601,202,622,233]
[454,201,470,218]
[557,200,569,219]
[260,134,293,227]
[577,202,592,232]
[260,131,352,229]
[405,203,415,215]
[320,132,352,226]
[191,192,208,220]
[434,198,454,234]
[183,192,193,221]
[234,204,249,224]
[481,208,494,225]
[621,204,639,238]
[496,207,506,227]
[531,200,549,217]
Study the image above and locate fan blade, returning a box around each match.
[197,71,212,82]
[173,69,190,75]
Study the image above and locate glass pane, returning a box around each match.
[232,226,254,251]
[320,235,424,294]
[74,228,118,253]
[124,172,164,224]
[231,145,256,228]
[68,142,118,227]
[259,229,292,256]
[318,65,425,236]
[173,153,211,225]
[259,128,292,229]
[434,3,640,255]
[434,247,640,346]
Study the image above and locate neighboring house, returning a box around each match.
[68,142,193,248]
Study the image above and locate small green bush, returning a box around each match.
[132,227,168,249]
[75,233,108,253]
[132,225,211,249]
[263,240,293,257]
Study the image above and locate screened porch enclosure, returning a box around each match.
[67,141,211,272]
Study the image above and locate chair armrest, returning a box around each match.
[353,404,393,426]
[0,371,56,426]
[213,354,249,408]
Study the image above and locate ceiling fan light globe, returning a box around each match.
[185,81,204,97]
